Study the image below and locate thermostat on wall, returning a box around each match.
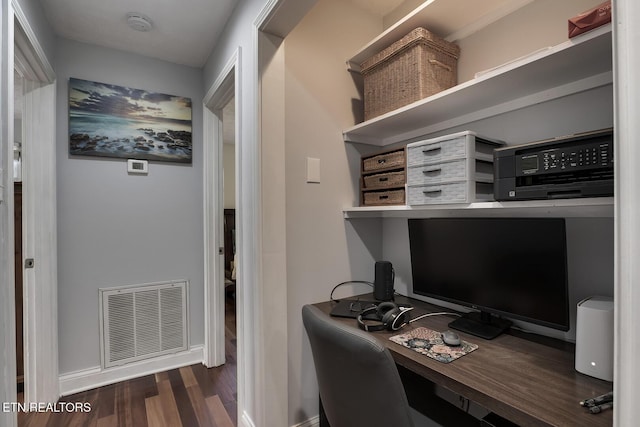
[127,159,148,174]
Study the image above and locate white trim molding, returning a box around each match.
[202,47,241,369]
[10,0,54,82]
[8,0,58,410]
[291,416,320,427]
[240,411,257,427]
[1,4,18,427]
[59,346,204,396]
[250,1,317,426]
[613,0,640,426]
[203,49,238,108]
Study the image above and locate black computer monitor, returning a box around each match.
[408,217,569,339]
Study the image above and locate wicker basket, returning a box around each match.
[361,27,460,121]
[363,171,406,190]
[362,189,406,206]
[362,149,405,173]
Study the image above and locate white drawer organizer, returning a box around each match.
[406,131,503,205]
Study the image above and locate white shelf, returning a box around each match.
[343,197,614,219]
[347,0,534,70]
[343,25,612,146]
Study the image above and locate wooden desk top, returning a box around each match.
[314,296,613,427]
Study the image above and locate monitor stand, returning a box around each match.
[448,311,512,340]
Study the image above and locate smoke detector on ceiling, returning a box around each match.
[126,13,153,32]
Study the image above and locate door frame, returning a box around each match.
[203,48,241,368]
[613,0,640,425]
[200,1,316,425]
[11,0,58,407]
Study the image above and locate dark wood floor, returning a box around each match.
[19,294,238,427]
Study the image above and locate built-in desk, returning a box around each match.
[314,295,612,427]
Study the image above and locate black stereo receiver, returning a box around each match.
[493,128,613,201]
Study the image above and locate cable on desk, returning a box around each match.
[393,290,408,299]
[410,312,461,323]
[329,280,374,303]
[329,281,413,304]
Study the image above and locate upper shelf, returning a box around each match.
[347,0,535,70]
[343,25,613,146]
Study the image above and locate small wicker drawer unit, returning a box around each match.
[362,149,405,173]
[363,170,406,190]
[406,131,503,205]
[360,147,406,206]
[361,27,460,121]
[363,189,406,206]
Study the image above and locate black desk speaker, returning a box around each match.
[374,261,394,301]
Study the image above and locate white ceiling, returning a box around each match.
[38,0,415,69]
[34,0,408,145]
[348,0,406,16]
[37,0,410,68]
[39,0,238,68]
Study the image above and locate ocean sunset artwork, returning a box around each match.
[68,78,192,163]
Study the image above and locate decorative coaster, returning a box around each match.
[390,327,478,363]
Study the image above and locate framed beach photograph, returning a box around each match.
[68,78,192,163]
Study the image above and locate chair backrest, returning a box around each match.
[302,304,414,427]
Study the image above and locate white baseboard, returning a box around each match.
[58,345,203,396]
[240,411,257,427]
[238,412,318,427]
[291,415,320,427]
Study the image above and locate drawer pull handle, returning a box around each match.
[379,177,389,182]
[377,158,387,164]
[379,195,389,200]
[423,189,442,195]
[422,145,441,154]
[422,168,442,175]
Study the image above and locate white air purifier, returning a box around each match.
[575,296,614,382]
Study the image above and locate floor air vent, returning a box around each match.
[100,280,189,368]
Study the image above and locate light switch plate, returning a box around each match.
[306,157,320,183]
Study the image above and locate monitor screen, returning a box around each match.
[408,218,569,338]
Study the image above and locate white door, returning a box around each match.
[14,9,59,406]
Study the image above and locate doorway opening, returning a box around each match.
[202,53,240,421]
[221,97,237,349]
[13,69,24,396]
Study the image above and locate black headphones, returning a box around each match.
[357,302,413,332]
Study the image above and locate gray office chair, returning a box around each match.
[302,304,415,427]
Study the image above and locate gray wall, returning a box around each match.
[55,38,204,374]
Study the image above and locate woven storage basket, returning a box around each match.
[363,171,406,190]
[362,150,405,173]
[361,27,460,121]
[363,189,406,206]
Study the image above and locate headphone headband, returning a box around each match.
[357,306,386,332]
[357,303,413,332]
